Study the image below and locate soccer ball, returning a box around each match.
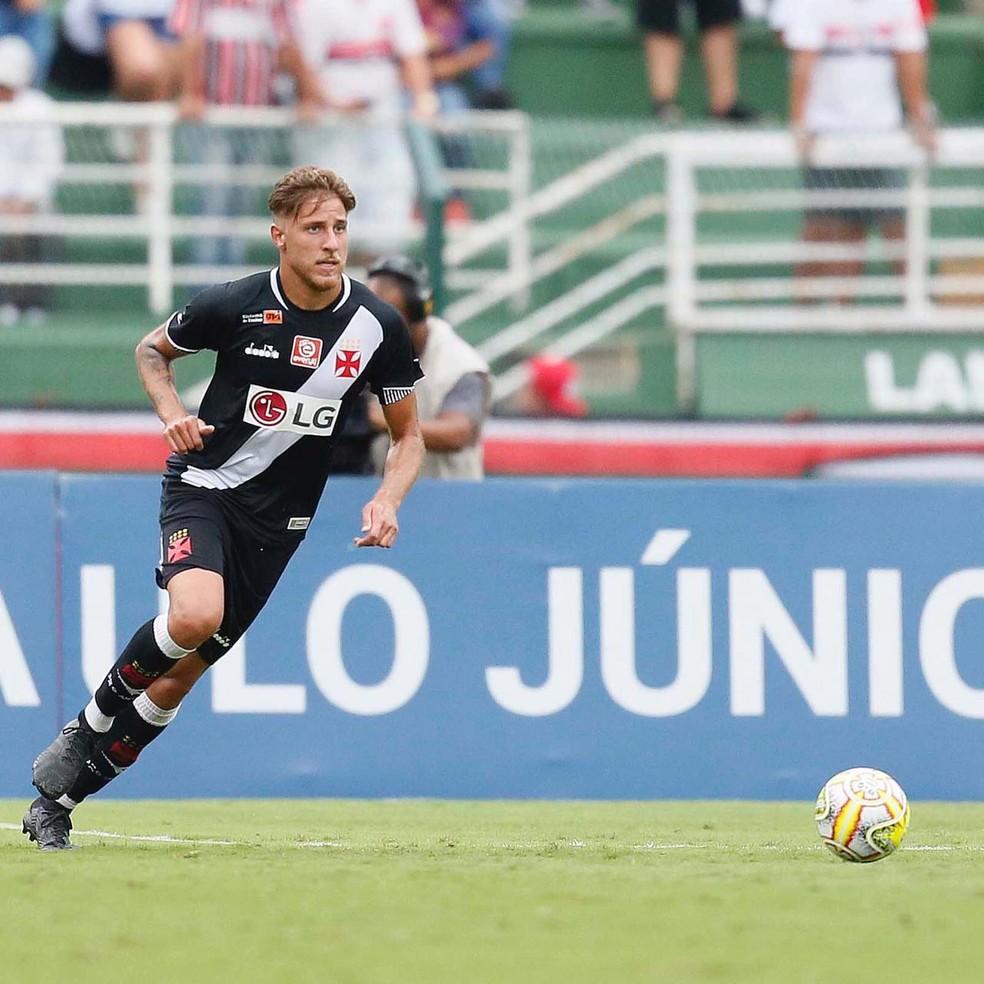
[815,766,910,863]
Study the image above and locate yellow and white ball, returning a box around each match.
[815,767,910,863]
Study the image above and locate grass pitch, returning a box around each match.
[2,799,984,984]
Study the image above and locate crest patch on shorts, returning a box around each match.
[167,528,193,563]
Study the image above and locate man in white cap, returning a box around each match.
[0,34,64,325]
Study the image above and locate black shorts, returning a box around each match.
[636,0,742,34]
[156,481,301,665]
[803,167,906,228]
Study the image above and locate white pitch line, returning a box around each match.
[0,821,238,847]
[2,822,979,853]
[0,820,346,849]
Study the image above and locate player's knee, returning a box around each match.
[166,605,223,651]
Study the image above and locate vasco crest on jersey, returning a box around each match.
[334,337,362,378]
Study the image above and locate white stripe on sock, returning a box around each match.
[83,699,114,733]
[56,795,77,810]
[153,613,194,660]
[133,692,180,728]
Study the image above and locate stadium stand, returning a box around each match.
[0,5,982,458]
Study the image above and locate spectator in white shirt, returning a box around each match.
[767,0,793,41]
[293,0,438,262]
[784,0,936,301]
[0,34,64,325]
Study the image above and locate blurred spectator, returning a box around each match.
[0,35,64,326]
[48,0,113,95]
[515,355,589,418]
[418,0,494,221]
[636,0,760,123]
[293,0,438,262]
[51,0,181,102]
[96,0,180,103]
[0,0,55,85]
[767,0,792,39]
[464,0,514,109]
[419,0,493,112]
[48,0,180,216]
[171,0,321,273]
[367,255,490,479]
[581,0,623,18]
[786,0,935,302]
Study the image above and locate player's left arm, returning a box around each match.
[355,394,424,548]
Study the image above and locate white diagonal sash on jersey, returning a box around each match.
[180,305,383,491]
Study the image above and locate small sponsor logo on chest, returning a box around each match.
[242,309,284,325]
[291,335,324,369]
[243,384,341,436]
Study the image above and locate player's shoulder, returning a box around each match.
[346,277,409,333]
[188,270,272,317]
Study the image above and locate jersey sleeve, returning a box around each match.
[164,286,232,353]
[366,308,425,405]
[782,0,825,51]
[391,0,428,58]
[891,0,928,51]
[294,0,327,68]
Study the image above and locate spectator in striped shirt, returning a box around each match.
[171,0,322,274]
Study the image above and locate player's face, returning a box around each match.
[273,194,349,307]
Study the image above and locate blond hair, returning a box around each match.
[267,166,357,220]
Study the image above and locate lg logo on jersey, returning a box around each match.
[244,384,341,436]
[249,389,288,425]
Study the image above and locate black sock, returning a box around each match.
[89,616,192,722]
[60,693,180,808]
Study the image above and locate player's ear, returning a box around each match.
[270,223,286,250]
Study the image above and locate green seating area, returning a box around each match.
[508,9,984,122]
[1,12,982,418]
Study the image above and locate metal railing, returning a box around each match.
[439,124,984,408]
[0,101,531,314]
[3,102,983,415]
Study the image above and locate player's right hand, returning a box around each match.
[163,416,215,453]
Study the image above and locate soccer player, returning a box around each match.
[23,165,425,850]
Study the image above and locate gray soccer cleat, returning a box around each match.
[32,716,100,799]
[22,796,76,851]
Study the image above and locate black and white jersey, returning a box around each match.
[163,269,423,539]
